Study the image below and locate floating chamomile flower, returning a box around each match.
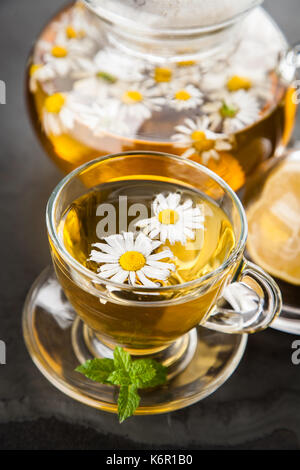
[112,83,165,120]
[73,75,110,101]
[53,2,99,44]
[42,93,75,136]
[202,66,272,102]
[81,100,131,137]
[175,60,202,85]
[168,85,203,111]
[172,116,232,165]
[38,38,92,77]
[136,193,204,245]
[145,62,201,94]
[144,65,177,93]
[72,49,146,99]
[88,48,146,84]
[90,232,175,288]
[42,92,94,136]
[202,90,260,133]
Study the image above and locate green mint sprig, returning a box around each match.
[75,347,167,422]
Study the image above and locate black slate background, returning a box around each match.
[0,0,300,450]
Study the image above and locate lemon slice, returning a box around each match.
[246,159,300,285]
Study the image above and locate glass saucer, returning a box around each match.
[22,266,247,415]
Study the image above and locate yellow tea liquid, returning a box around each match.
[53,178,237,350]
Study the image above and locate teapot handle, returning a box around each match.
[279,43,300,86]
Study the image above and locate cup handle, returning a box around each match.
[204,259,282,334]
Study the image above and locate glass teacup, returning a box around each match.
[46,151,281,362]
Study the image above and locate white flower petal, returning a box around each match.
[183,227,196,240]
[89,250,118,263]
[103,234,126,254]
[166,193,181,209]
[142,266,172,281]
[123,232,134,251]
[98,266,120,278]
[129,271,136,285]
[147,260,176,271]
[182,148,195,158]
[160,225,168,243]
[147,249,174,261]
[155,194,168,210]
[110,270,129,284]
[135,217,154,228]
[148,227,160,239]
[99,263,119,271]
[136,270,158,287]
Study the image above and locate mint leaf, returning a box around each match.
[75,348,168,422]
[142,360,168,388]
[118,385,140,423]
[113,346,131,372]
[129,359,156,388]
[75,358,115,383]
[108,369,131,386]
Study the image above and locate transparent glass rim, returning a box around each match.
[46,151,247,293]
[83,0,263,37]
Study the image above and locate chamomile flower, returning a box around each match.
[171,116,232,165]
[72,48,146,100]
[144,65,177,93]
[90,232,175,288]
[81,100,131,137]
[135,193,204,245]
[175,60,202,85]
[42,92,94,136]
[79,48,146,84]
[38,37,92,77]
[72,75,110,101]
[112,83,165,120]
[53,2,99,44]
[71,48,144,99]
[202,90,260,133]
[202,66,272,102]
[168,85,203,111]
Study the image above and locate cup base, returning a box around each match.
[72,318,198,380]
[23,266,248,415]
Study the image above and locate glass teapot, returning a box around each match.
[26,0,298,192]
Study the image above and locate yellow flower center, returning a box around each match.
[66,25,86,39]
[154,67,172,83]
[177,60,196,67]
[66,26,77,39]
[227,75,252,91]
[44,93,66,113]
[158,209,179,225]
[191,130,215,152]
[122,90,143,104]
[119,251,146,271]
[29,64,42,76]
[175,89,191,101]
[51,45,68,58]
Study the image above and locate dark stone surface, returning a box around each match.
[0,0,300,450]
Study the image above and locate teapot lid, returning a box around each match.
[84,0,263,32]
